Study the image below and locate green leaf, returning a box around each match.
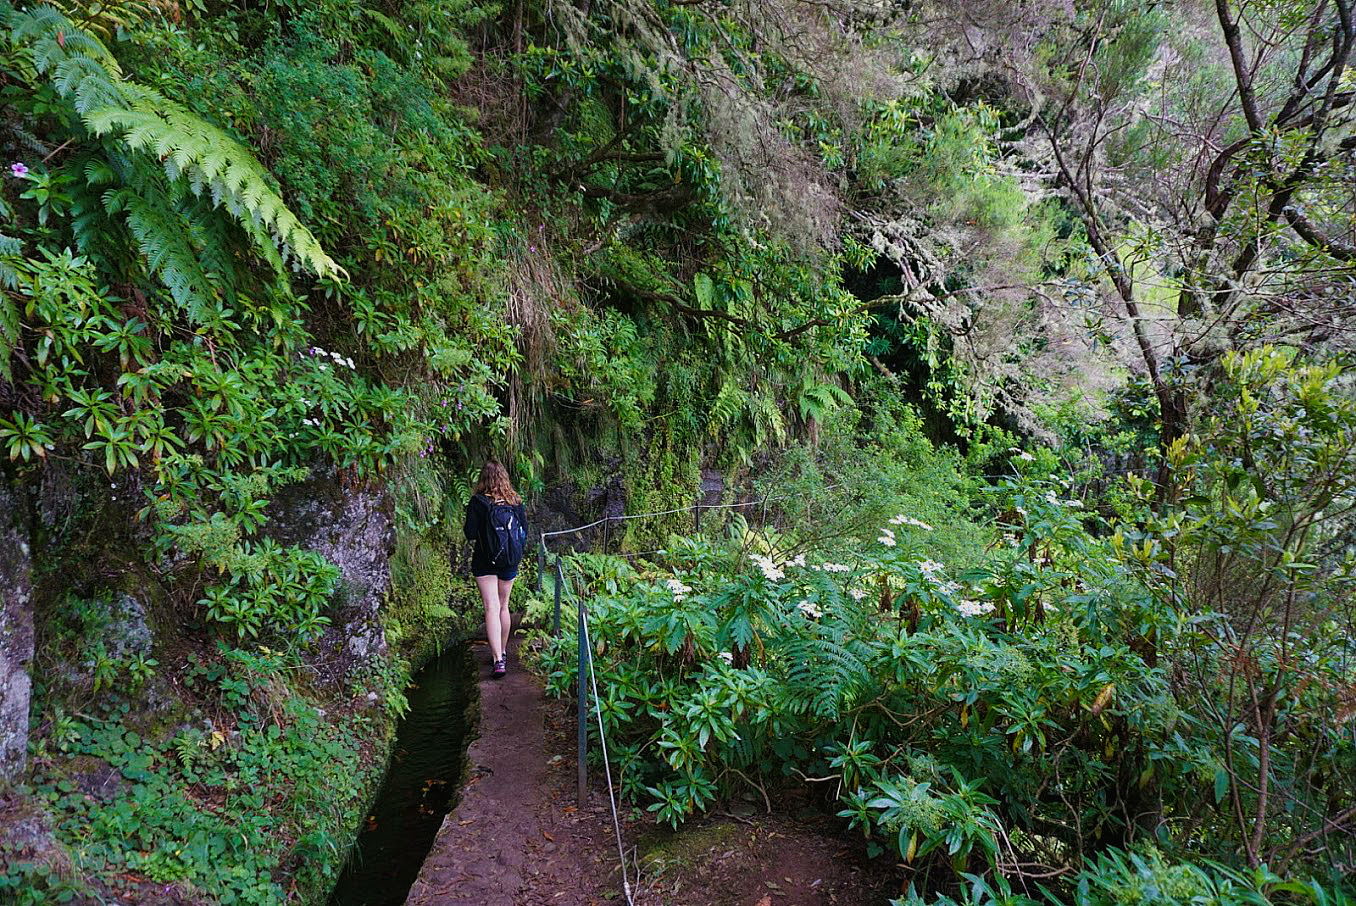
[693,272,716,309]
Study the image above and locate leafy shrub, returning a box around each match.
[26,646,379,904]
[531,454,1352,899]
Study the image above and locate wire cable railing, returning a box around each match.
[537,484,841,568]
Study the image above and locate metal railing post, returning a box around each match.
[602,516,610,555]
[553,555,563,638]
[695,503,701,534]
[577,595,589,807]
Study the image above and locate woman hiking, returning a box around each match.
[463,460,528,679]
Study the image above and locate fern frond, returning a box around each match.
[0,234,20,284]
[6,6,344,286]
[11,6,122,75]
[708,380,744,437]
[825,383,853,406]
[50,53,125,111]
[362,8,411,60]
[112,188,222,326]
[775,633,877,721]
[189,194,250,297]
[749,393,786,446]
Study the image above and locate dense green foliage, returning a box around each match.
[535,392,1355,902]
[4,593,399,904]
[3,0,1355,901]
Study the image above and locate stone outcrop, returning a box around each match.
[268,469,396,664]
[0,482,34,783]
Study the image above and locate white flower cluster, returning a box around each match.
[751,553,784,581]
[718,651,734,665]
[820,562,851,573]
[302,417,321,427]
[913,559,960,596]
[878,527,897,547]
[849,588,867,601]
[308,346,356,370]
[889,514,933,531]
[956,600,994,617]
[797,599,822,619]
[666,578,692,601]
[788,553,807,567]
[1043,490,1085,509]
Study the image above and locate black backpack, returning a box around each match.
[484,498,526,568]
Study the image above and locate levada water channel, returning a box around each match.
[329,642,475,906]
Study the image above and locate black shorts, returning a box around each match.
[472,563,519,581]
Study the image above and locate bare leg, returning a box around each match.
[476,575,503,663]
[497,577,515,657]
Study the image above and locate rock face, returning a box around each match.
[268,470,395,664]
[698,468,725,507]
[105,593,154,662]
[0,482,34,783]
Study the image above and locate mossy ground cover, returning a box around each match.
[4,637,397,905]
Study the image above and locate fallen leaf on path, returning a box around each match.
[756,897,772,906]
[543,831,555,841]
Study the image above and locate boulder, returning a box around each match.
[0,482,34,783]
[267,470,395,664]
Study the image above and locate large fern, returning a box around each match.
[6,5,343,296]
[707,378,745,437]
[775,631,878,721]
[107,187,224,325]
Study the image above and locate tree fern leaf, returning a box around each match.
[8,6,344,283]
[115,188,220,325]
[83,157,116,186]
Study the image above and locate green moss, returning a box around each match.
[622,421,703,550]
[384,529,462,665]
[637,821,741,872]
[19,645,397,905]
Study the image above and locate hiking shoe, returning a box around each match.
[492,657,506,679]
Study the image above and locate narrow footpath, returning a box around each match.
[405,639,902,905]
[404,639,620,905]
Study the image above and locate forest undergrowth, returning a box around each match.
[1,0,1354,902]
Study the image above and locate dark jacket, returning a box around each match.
[463,493,527,576]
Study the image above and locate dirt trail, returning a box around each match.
[406,639,901,905]
[405,639,618,905]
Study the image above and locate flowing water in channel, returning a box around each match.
[328,642,475,906]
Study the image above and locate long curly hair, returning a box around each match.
[473,460,520,505]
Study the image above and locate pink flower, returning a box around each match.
[9,163,28,177]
